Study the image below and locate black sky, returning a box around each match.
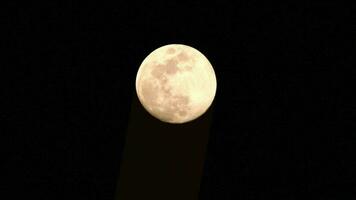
[2,1,355,200]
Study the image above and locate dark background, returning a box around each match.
[2,1,355,199]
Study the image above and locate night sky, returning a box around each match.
[2,1,355,199]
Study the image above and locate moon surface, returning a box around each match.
[135,44,217,124]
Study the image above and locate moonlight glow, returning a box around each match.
[135,44,217,124]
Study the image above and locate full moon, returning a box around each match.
[135,44,217,124]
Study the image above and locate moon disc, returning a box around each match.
[135,44,217,124]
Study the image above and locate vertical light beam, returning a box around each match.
[115,90,214,200]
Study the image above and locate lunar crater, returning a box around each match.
[177,51,191,62]
[166,47,176,54]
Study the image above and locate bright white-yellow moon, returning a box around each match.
[135,44,217,124]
